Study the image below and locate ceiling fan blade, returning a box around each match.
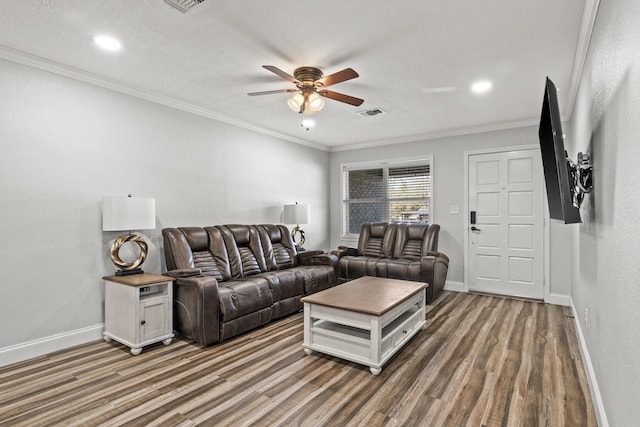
[248,88,298,96]
[262,65,298,83]
[317,68,359,87]
[318,89,364,106]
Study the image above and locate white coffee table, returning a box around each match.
[301,276,427,375]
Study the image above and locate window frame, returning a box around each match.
[340,155,434,241]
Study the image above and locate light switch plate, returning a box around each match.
[449,205,460,214]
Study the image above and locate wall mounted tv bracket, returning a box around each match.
[567,151,593,209]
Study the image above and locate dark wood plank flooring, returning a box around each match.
[0,291,597,426]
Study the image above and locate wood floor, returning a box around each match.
[0,291,597,426]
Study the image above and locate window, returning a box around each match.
[341,157,432,236]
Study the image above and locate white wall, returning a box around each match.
[329,126,572,298]
[566,0,640,424]
[0,58,330,361]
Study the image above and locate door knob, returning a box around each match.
[471,226,481,232]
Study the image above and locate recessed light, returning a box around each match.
[93,35,122,52]
[471,80,492,94]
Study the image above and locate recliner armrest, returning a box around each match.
[171,274,220,346]
[297,249,324,258]
[420,251,449,303]
[165,268,202,278]
[331,246,357,258]
[426,251,449,263]
[298,252,339,278]
[298,252,338,267]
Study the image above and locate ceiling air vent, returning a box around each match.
[358,108,386,118]
[164,0,205,13]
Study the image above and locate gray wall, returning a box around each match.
[566,0,640,424]
[329,126,572,296]
[0,58,330,351]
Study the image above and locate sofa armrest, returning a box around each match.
[165,268,202,278]
[330,246,357,258]
[297,249,324,258]
[298,252,339,277]
[298,252,338,267]
[171,274,220,346]
[426,251,449,264]
[420,251,450,303]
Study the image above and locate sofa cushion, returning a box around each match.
[338,256,380,280]
[203,226,232,281]
[393,223,440,259]
[257,224,298,270]
[218,277,273,322]
[380,259,422,282]
[219,225,267,278]
[162,227,232,281]
[293,265,338,294]
[257,269,305,318]
[357,222,396,257]
[259,269,305,301]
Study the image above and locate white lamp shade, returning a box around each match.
[307,93,325,111]
[287,94,304,112]
[283,203,310,225]
[102,197,156,231]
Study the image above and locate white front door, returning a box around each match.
[467,148,544,299]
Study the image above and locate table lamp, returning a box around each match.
[284,202,310,251]
[102,195,156,276]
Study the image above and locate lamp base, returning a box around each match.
[115,268,144,276]
[291,225,306,249]
[110,233,148,276]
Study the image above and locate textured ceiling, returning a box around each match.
[0,0,590,150]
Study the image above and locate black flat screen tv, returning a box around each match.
[538,77,581,224]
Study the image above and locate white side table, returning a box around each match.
[103,273,174,355]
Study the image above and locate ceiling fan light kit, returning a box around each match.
[249,65,364,116]
[288,92,325,115]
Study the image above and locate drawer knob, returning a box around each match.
[141,320,146,325]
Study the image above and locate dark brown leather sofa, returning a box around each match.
[332,222,449,303]
[162,224,338,346]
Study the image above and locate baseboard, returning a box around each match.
[569,298,609,427]
[444,280,465,293]
[547,292,571,306]
[0,323,104,368]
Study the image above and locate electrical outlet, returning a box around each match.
[584,307,589,328]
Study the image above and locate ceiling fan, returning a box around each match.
[248,65,364,115]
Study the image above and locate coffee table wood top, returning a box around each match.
[301,276,427,316]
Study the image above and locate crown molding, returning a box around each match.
[0,45,329,152]
[564,0,601,122]
[329,117,539,152]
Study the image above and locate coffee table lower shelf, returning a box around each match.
[302,288,426,375]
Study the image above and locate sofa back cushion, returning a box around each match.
[392,223,440,260]
[219,225,267,278]
[357,222,396,257]
[257,224,298,270]
[203,226,232,281]
[162,227,232,281]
